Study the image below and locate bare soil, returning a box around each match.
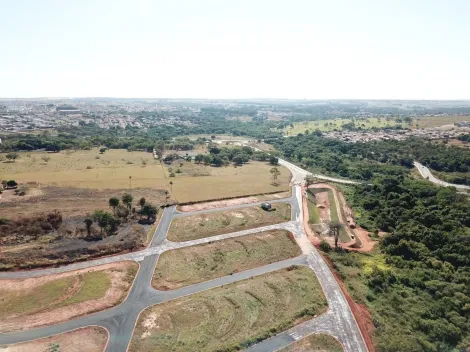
[178,191,291,212]
[0,261,137,332]
[0,326,108,352]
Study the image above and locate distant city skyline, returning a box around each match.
[1,0,470,99]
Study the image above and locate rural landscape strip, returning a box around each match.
[0,159,367,352]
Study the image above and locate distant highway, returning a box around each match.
[414,161,470,191]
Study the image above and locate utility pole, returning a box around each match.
[129,176,132,190]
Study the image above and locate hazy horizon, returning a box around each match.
[1,0,470,99]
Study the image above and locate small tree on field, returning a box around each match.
[270,167,281,186]
[115,204,130,220]
[139,197,146,211]
[109,197,120,214]
[92,210,114,237]
[84,218,93,237]
[6,180,17,188]
[99,147,107,154]
[141,204,158,222]
[141,158,147,167]
[6,153,18,162]
[269,155,279,166]
[122,193,133,210]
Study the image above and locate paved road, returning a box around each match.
[0,159,367,352]
[414,161,470,191]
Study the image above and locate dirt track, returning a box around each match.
[305,184,377,253]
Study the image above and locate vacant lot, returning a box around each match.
[130,266,327,352]
[0,149,290,204]
[153,229,301,290]
[178,191,291,212]
[0,326,108,352]
[413,115,470,128]
[167,203,291,242]
[0,261,137,332]
[279,333,343,352]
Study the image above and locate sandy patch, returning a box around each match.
[0,261,137,332]
[0,326,108,352]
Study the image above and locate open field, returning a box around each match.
[0,261,137,332]
[279,333,343,352]
[167,203,291,242]
[283,115,470,134]
[130,266,327,352]
[0,148,290,203]
[284,117,404,134]
[0,326,108,352]
[153,229,301,290]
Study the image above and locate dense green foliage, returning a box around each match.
[338,177,470,351]
[268,134,470,181]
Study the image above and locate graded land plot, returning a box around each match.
[0,326,108,352]
[413,115,470,128]
[0,261,137,332]
[130,266,327,352]
[153,229,301,290]
[178,190,291,212]
[167,203,291,242]
[279,333,343,352]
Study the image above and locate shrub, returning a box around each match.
[319,240,332,252]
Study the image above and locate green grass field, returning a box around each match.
[0,271,110,319]
[306,190,320,224]
[327,190,349,242]
[130,266,327,352]
[283,115,470,134]
[153,229,301,290]
[167,203,291,242]
[279,333,343,352]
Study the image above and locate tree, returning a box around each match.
[202,154,212,165]
[6,180,17,188]
[99,147,107,154]
[139,197,146,210]
[92,210,114,236]
[115,204,130,220]
[141,204,158,222]
[84,218,93,237]
[109,197,120,214]
[122,193,133,210]
[194,154,204,164]
[169,181,173,194]
[305,175,316,187]
[6,153,18,162]
[270,167,281,185]
[329,222,342,249]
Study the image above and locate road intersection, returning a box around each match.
[0,160,367,352]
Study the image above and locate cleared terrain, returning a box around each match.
[0,326,108,352]
[131,266,327,352]
[153,229,301,290]
[279,333,343,352]
[167,203,291,242]
[0,261,137,332]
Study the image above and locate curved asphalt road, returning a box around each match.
[414,161,470,191]
[0,159,367,352]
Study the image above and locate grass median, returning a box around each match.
[131,266,327,352]
[167,203,291,242]
[153,229,302,290]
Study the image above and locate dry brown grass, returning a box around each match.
[153,229,301,290]
[0,326,108,352]
[167,203,291,242]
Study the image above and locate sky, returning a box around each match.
[1,0,470,99]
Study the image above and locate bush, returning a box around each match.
[319,240,332,252]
